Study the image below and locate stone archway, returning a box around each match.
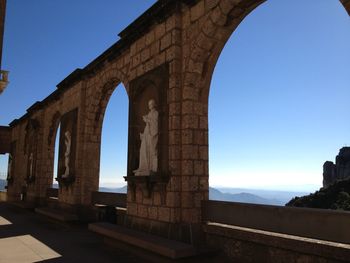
[80,68,129,204]
[181,0,350,223]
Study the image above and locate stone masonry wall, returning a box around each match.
[5,0,350,238]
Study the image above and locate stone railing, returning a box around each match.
[91,191,127,207]
[0,70,9,94]
[202,200,350,244]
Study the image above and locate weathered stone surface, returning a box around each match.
[4,1,350,259]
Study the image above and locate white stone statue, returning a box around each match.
[62,130,71,178]
[29,152,33,178]
[134,99,159,176]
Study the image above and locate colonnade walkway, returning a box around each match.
[0,202,227,263]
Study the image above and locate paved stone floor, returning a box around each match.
[0,202,228,263]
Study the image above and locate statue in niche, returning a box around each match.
[7,153,12,180]
[61,130,71,178]
[28,152,34,178]
[134,99,159,176]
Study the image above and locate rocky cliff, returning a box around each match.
[323,147,350,187]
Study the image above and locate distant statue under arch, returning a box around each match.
[134,99,158,176]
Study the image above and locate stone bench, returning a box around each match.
[35,207,78,222]
[89,222,196,259]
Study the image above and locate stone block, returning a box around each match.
[182,161,193,176]
[169,116,181,130]
[169,145,181,160]
[199,178,209,191]
[182,129,193,145]
[155,51,166,65]
[153,192,162,206]
[160,32,172,51]
[169,130,181,145]
[191,1,205,22]
[148,206,158,220]
[194,160,204,175]
[145,31,155,46]
[166,15,176,32]
[206,0,219,10]
[155,23,166,40]
[136,35,146,52]
[182,208,200,223]
[169,102,181,115]
[127,203,137,216]
[137,205,148,218]
[199,146,208,160]
[158,207,170,222]
[202,18,216,37]
[182,115,199,129]
[199,116,208,129]
[168,87,181,102]
[166,191,180,207]
[171,29,181,45]
[219,0,237,15]
[140,47,150,62]
[211,6,227,26]
[169,176,181,191]
[182,145,198,160]
[182,100,193,114]
[136,64,144,76]
[181,192,194,208]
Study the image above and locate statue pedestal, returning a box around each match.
[55,175,75,188]
[124,173,168,200]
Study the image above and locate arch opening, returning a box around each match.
[207,0,350,205]
[0,153,9,190]
[52,124,60,188]
[98,83,129,194]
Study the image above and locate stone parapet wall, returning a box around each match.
[204,222,350,263]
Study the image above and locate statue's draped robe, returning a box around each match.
[135,109,158,175]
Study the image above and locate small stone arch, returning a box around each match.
[85,68,129,137]
[81,67,129,203]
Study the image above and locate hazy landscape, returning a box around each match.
[0,179,309,206]
[98,184,307,206]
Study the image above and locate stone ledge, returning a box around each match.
[89,222,196,259]
[204,222,350,262]
[35,207,78,222]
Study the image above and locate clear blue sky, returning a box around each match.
[1,0,350,192]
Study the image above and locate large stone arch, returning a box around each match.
[183,0,350,177]
[179,0,350,223]
[80,67,129,204]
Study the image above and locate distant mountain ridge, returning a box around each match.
[99,185,127,193]
[209,187,282,205]
[99,185,292,206]
[0,179,303,206]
